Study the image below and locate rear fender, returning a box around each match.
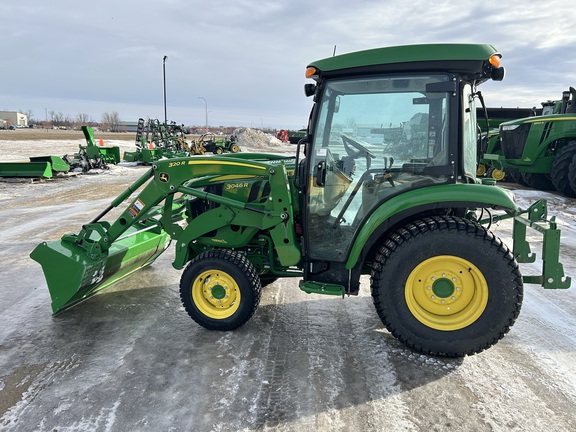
[345,183,517,269]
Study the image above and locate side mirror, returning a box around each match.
[491,67,505,81]
[304,84,316,97]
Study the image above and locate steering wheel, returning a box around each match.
[341,134,376,160]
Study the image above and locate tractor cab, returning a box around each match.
[297,44,505,294]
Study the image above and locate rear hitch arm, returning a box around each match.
[512,199,571,289]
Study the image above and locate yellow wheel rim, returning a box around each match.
[491,168,506,181]
[405,255,488,331]
[476,164,487,176]
[231,144,239,153]
[192,270,241,319]
[216,148,223,154]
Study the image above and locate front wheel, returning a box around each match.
[180,250,262,330]
[370,216,523,357]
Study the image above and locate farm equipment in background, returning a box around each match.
[481,87,576,195]
[124,119,205,163]
[197,133,240,154]
[275,129,289,143]
[275,129,307,144]
[63,126,121,172]
[476,107,541,181]
[288,129,306,144]
[0,126,119,179]
[0,156,70,179]
[31,43,571,358]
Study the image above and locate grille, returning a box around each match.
[500,123,531,159]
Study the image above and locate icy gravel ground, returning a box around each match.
[0,137,575,431]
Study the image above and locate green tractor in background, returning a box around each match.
[482,87,576,195]
[31,44,571,357]
[198,133,240,154]
[476,107,540,181]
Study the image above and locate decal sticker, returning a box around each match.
[128,198,145,218]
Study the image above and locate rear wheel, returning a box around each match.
[180,250,261,330]
[551,142,576,197]
[230,144,240,153]
[216,147,223,155]
[370,216,523,357]
[521,172,555,191]
[506,167,527,186]
[568,154,576,195]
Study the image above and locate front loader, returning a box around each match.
[31,44,571,357]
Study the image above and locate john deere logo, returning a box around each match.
[159,172,170,183]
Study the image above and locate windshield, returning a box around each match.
[306,74,451,261]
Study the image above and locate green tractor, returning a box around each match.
[198,133,240,154]
[31,44,570,357]
[476,107,540,181]
[482,87,576,194]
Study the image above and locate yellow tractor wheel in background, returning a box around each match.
[476,164,487,177]
[491,168,506,181]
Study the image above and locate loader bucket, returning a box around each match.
[29,156,70,173]
[0,161,53,178]
[30,226,171,314]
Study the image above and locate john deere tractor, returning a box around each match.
[482,87,576,195]
[31,44,570,357]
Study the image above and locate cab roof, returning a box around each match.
[307,43,500,78]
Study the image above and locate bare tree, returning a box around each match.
[101,112,121,132]
[76,113,91,127]
[50,111,66,127]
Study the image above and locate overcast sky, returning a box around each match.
[2,0,576,129]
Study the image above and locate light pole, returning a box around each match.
[198,97,207,132]
[163,55,168,124]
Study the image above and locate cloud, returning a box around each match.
[1,0,576,128]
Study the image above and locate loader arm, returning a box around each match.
[31,156,300,313]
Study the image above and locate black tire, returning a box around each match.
[551,142,576,197]
[370,216,523,357]
[180,249,262,330]
[568,154,576,196]
[506,167,527,186]
[521,172,555,191]
[215,147,223,155]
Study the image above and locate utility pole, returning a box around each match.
[198,97,208,132]
[163,55,168,124]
